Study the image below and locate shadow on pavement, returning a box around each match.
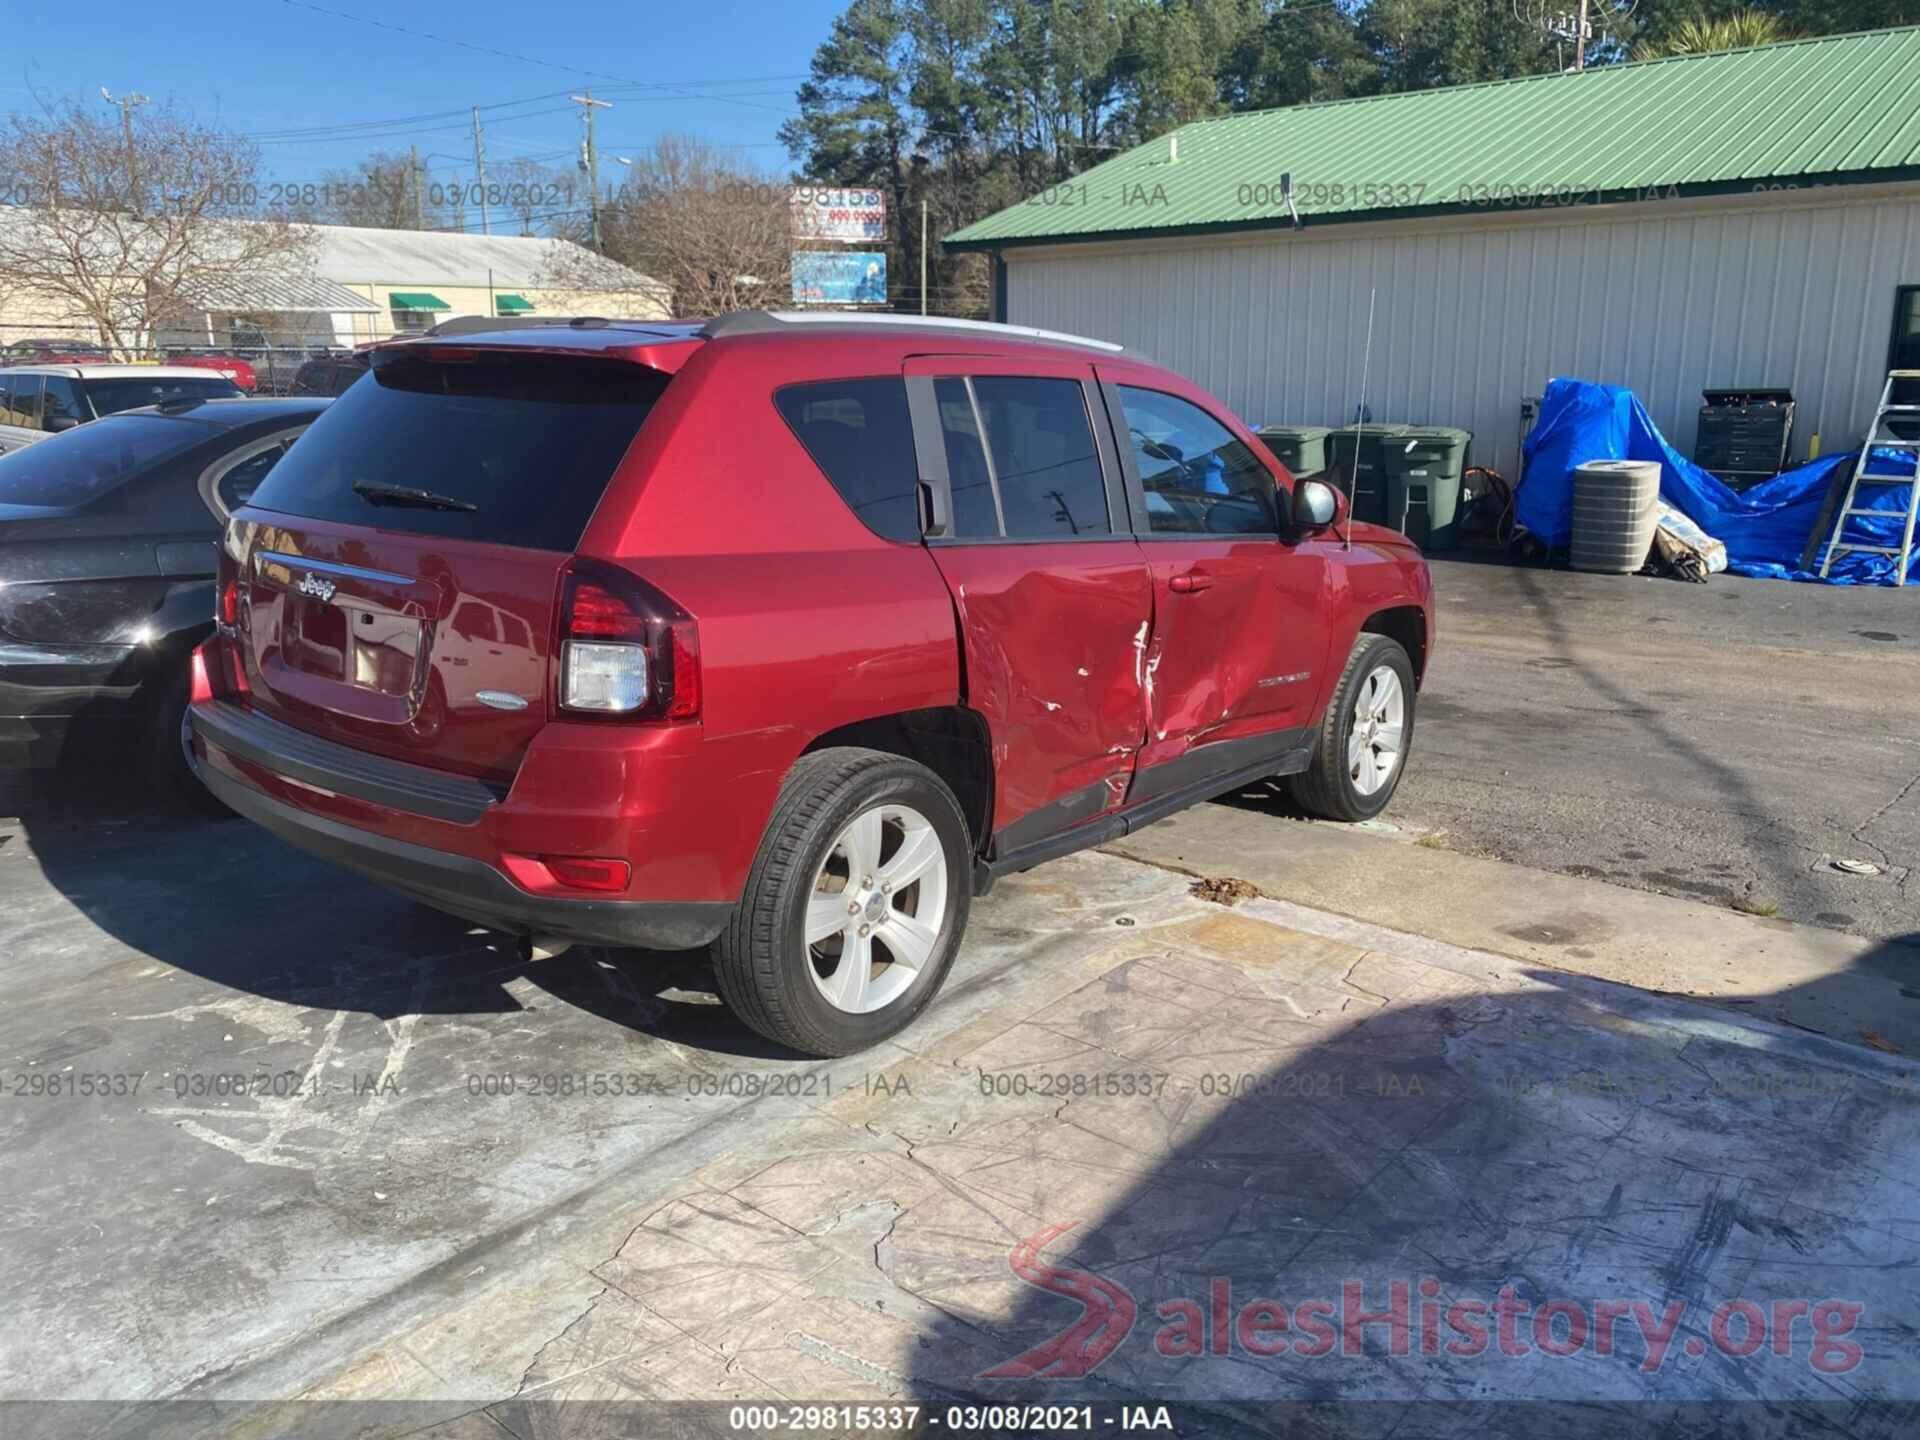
[898,926,1920,1437]
[0,768,797,1059]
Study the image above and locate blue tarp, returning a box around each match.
[1517,378,1917,584]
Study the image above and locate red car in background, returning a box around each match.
[187,311,1433,1056]
[3,339,257,392]
[163,351,259,393]
[2,338,113,366]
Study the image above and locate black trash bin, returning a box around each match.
[1325,423,1409,525]
[1382,426,1472,551]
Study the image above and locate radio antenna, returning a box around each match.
[1343,286,1377,552]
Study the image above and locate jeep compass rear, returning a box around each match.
[190,313,1433,1057]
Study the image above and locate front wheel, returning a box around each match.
[1288,633,1416,822]
[714,747,972,1057]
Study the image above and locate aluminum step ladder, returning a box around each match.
[1820,370,1920,584]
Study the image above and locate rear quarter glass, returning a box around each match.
[244,352,667,552]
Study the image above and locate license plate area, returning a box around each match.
[289,595,422,696]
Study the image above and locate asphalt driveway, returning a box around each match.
[1386,557,1920,941]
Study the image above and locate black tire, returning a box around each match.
[713,747,972,1057]
[149,663,232,818]
[1287,633,1416,822]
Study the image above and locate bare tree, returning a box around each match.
[312,150,421,229]
[0,97,315,359]
[494,156,581,238]
[565,134,792,316]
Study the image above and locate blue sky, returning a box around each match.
[8,0,843,220]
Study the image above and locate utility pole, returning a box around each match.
[1574,0,1590,68]
[100,87,149,211]
[919,198,928,316]
[570,91,613,250]
[471,107,491,236]
[410,144,424,229]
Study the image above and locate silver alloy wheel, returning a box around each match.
[1347,664,1406,797]
[804,802,949,1015]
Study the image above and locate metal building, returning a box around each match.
[945,28,1920,479]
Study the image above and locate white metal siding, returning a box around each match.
[1002,188,1920,479]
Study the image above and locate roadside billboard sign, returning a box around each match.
[790,186,887,243]
[791,251,888,306]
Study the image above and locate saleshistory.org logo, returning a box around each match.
[980,1222,1865,1381]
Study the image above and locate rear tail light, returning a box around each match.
[218,577,239,626]
[189,645,215,705]
[502,853,632,894]
[558,561,700,720]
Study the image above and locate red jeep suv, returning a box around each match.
[187,313,1433,1056]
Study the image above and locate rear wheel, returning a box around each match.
[1288,633,1415,822]
[149,663,231,818]
[714,747,971,1057]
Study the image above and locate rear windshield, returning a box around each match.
[0,413,206,508]
[89,377,245,414]
[245,352,666,551]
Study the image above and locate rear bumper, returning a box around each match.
[0,642,145,769]
[187,700,731,951]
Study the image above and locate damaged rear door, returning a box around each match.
[903,354,1150,858]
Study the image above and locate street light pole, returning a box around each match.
[100,87,149,211]
[569,91,613,250]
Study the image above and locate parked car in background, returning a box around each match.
[288,349,371,397]
[163,350,260,393]
[0,396,328,805]
[187,313,1432,1055]
[1,338,113,367]
[0,366,248,457]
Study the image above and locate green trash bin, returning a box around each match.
[1254,425,1332,479]
[1382,425,1472,551]
[1325,423,1409,526]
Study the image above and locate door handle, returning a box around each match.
[1169,570,1215,594]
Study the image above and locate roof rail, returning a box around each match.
[699,309,1128,355]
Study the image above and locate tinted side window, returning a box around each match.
[214,445,285,513]
[40,377,84,430]
[933,378,1000,539]
[773,378,920,542]
[1117,385,1278,536]
[970,377,1109,539]
[1,374,41,429]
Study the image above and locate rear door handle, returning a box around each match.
[1169,570,1215,594]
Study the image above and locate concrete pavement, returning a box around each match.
[3,779,1918,1436]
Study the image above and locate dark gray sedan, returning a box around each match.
[0,396,329,805]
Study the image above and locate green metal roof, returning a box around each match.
[387,291,450,311]
[946,27,1920,252]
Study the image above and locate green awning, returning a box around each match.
[387,291,450,312]
[494,293,535,314]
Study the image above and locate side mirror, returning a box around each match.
[1291,478,1339,532]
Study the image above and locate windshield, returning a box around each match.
[88,376,245,415]
[0,413,206,508]
[246,352,668,551]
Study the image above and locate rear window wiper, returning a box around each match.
[352,480,478,512]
